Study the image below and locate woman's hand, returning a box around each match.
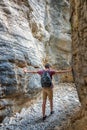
[68,68,72,72]
[23,68,28,73]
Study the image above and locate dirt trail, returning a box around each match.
[0,83,81,130]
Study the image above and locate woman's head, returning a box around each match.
[45,63,51,69]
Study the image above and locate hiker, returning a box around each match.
[23,63,72,121]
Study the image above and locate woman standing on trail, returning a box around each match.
[23,63,72,121]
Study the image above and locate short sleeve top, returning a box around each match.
[37,70,55,79]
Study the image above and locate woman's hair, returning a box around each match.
[45,63,51,68]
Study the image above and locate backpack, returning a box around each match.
[41,70,52,88]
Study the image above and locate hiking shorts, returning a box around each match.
[42,88,53,101]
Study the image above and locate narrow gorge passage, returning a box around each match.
[0,83,80,130]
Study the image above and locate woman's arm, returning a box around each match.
[55,68,72,74]
[23,68,38,74]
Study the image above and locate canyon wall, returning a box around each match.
[58,0,87,130]
[0,0,71,121]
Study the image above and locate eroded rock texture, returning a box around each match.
[0,0,71,121]
[59,0,87,130]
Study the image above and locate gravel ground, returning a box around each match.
[0,83,81,130]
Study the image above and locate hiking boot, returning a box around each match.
[50,111,54,115]
[43,115,47,121]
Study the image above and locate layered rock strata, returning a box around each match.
[0,0,71,121]
[55,0,87,130]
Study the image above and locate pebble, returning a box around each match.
[0,83,81,130]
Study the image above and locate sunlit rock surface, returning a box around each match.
[0,0,71,121]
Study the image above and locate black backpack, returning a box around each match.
[41,70,52,88]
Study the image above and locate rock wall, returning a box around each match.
[71,0,87,109]
[0,0,71,121]
[58,0,87,130]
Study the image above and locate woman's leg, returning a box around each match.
[42,89,47,117]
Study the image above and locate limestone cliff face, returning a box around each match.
[60,0,87,130]
[71,0,87,109]
[0,0,71,121]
